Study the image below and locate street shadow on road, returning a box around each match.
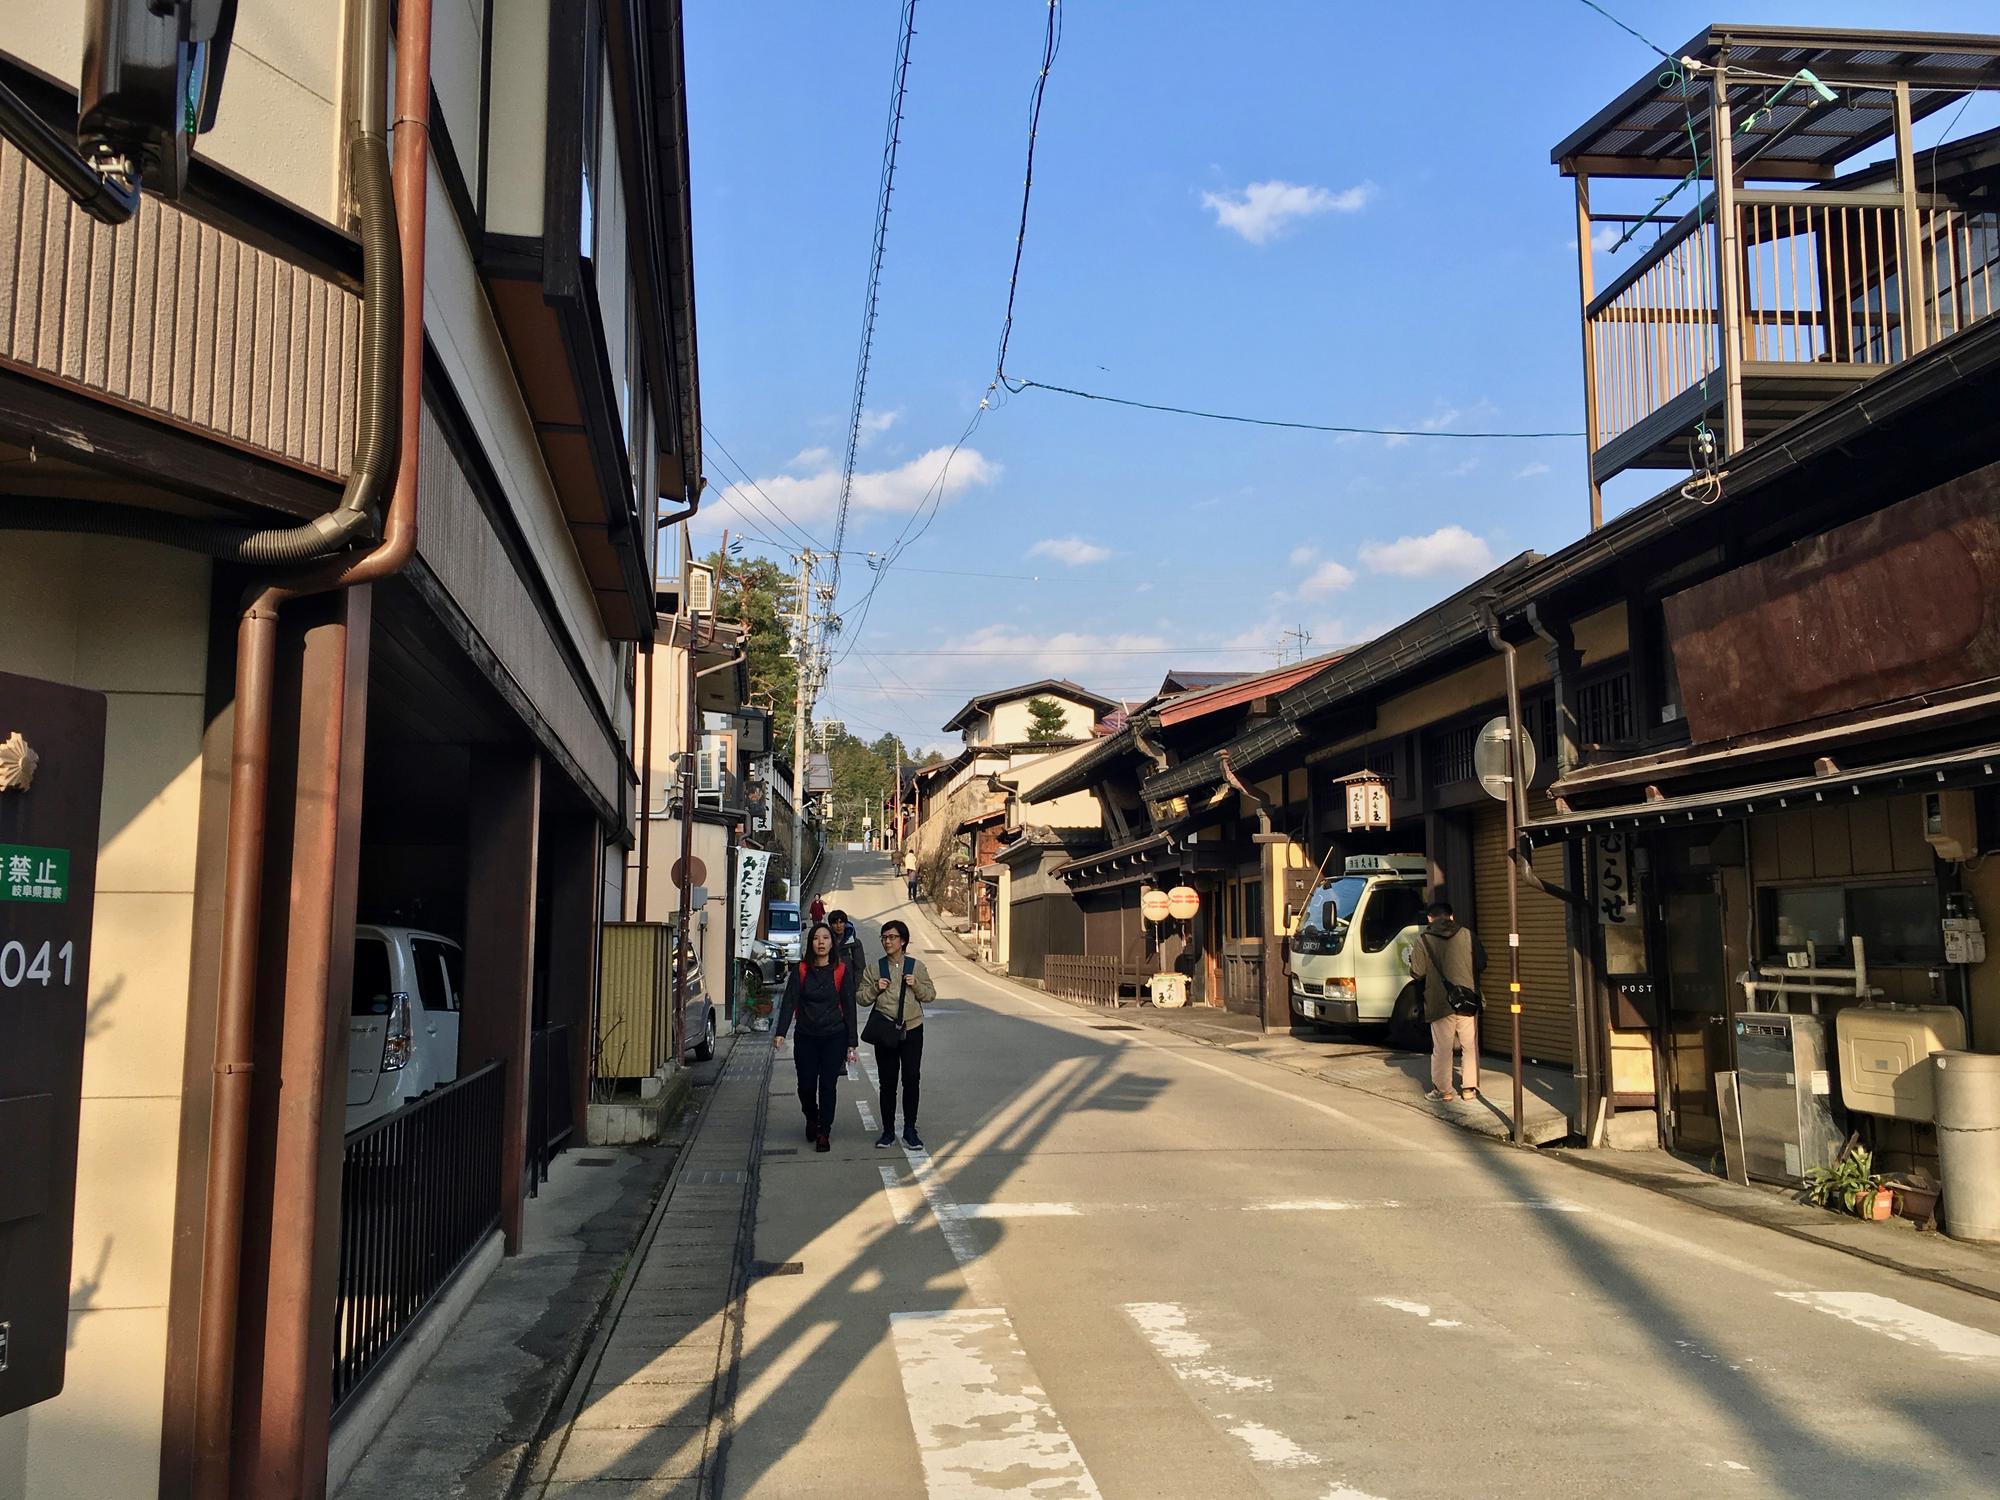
[540,920,1166,1499]
[1457,1140,1969,1497]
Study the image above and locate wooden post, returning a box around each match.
[462,747,541,1252]
[1573,174,1604,530]
[1710,68,1748,457]
[1893,81,1928,358]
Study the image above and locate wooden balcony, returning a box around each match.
[1585,189,2000,482]
[1553,24,2000,517]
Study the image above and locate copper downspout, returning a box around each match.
[189,2,433,1493]
[636,634,656,921]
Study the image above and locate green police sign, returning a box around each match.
[0,844,67,904]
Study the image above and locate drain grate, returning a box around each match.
[1092,1024,1140,1031]
[573,1157,617,1168]
[684,1169,747,1186]
[762,1147,799,1157]
[923,947,948,954]
[749,1260,804,1278]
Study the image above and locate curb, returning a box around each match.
[511,1039,743,1497]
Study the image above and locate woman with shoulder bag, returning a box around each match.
[773,921,858,1152]
[864,920,935,1152]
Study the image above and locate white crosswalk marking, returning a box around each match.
[890,1309,1104,1500]
[1777,1292,2000,1360]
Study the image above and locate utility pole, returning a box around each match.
[788,549,817,893]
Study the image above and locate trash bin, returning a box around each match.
[1934,1051,2000,1245]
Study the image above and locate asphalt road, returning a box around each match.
[717,850,2000,1500]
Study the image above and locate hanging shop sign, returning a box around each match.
[734,850,772,952]
[1344,776,1391,831]
[1166,885,1201,920]
[1140,889,1171,923]
[1595,830,1634,928]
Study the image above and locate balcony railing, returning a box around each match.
[1586,190,2000,476]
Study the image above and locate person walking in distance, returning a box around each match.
[866,919,935,1152]
[902,847,920,901]
[808,893,827,925]
[827,908,867,971]
[773,922,858,1151]
[1407,899,1487,1103]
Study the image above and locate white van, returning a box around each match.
[346,924,463,1132]
[1288,854,1429,1030]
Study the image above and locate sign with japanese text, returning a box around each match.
[1,845,68,904]
[0,671,106,1418]
[1595,830,1634,928]
[735,850,772,952]
[1345,777,1391,831]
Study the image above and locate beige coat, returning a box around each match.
[873,956,936,1030]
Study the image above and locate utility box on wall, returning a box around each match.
[0,671,106,1417]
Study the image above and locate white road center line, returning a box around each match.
[945,1202,1082,1219]
[856,1097,879,1133]
[876,1163,920,1226]
[1777,1291,2000,1360]
[889,1309,1104,1500]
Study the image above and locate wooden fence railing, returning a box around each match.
[1044,954,1120,1007]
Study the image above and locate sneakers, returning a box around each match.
[902,1127,925,1152]
[875,1130,898,1149]
[815,1132,831,1153]
[1423,1088,1450,1103]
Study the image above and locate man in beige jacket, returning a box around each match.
[1406,900,1487,1103]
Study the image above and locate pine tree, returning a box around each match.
[1025,696,1069,742]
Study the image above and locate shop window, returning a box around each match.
[1426,724,1478,789]
[1759,881,1942,966]
[1576,670,1636,747]
[1242,879,1264,940]
[1361,884,1426,952]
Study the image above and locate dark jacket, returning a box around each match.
[1407,917,1487,1025]
[776,959,859,1045]
[832,927,867,973]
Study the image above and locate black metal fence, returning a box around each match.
[528,1023,575,1193]
[333,1061,504,1417]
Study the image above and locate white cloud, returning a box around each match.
[1358,525,1496,579]
[1288,544,1319,567]
[858,409,900,444]
[1445,455,1480,479]
[1201,179,1375,244]
[1297,560,1357,598]
[717,445,998,526]
[1384,405,1461,450]
[787,445,831,470]
[1028,536,1112,567]
[1514,461,1551,479]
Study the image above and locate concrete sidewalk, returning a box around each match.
[518,1023,773,1498]
[919,908,1574,1146]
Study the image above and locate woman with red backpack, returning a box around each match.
[773,921,858,1152]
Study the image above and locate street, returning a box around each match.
[551,851,1998,1500]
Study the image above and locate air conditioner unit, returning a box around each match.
[697,747,722,796]
[685,564,716,617]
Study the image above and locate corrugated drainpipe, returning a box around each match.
[188,1,433,1495]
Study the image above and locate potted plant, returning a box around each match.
[1802,1144,1889,1220]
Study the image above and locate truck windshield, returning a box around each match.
[1293,877,1366,955]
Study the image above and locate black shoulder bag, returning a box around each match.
[862,956,916,1048]
[1422,934,1484,1018]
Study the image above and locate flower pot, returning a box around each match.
[1857,1188,1895,1221]
[1893,1184,1940,1223]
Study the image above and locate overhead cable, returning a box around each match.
[999,377,1583,439]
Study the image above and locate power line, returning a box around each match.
[998,377,1584,439]
[699,423,826,553]
[827,0,921,610]
[856,646,1300,657]
[826,0,1064,663]
[1572,0,1671,61]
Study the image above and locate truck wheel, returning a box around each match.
[1387,983,1426,1052]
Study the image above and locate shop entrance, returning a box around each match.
[1659,871,1730,1154]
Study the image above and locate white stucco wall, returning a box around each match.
[985,694,1099,744]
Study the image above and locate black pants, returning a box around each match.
[794,1032,845,1133]
[874,1026,924,1133]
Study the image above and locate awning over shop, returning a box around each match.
[1523,740,2000,844]
[1142,718,1302,801]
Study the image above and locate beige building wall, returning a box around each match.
[1003,740,1103,830]
[984,693,1101,745]
[4,0,348,224]
[0,535,211,1499]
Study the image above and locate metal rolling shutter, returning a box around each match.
[1472,800,1574,1067]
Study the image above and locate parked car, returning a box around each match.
[766,901,802,964]
[680,946,716,1063]
[741,937,786,989]
[346,924,463,1132]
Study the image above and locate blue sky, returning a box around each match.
[683,1,2000,750]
